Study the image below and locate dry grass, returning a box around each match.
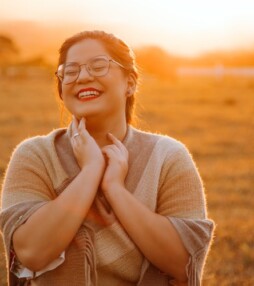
[0,73,253,285]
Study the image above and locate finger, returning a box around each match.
[71,115,79,137]
[107,133,124,151]
[107,133,128,156]
[107,133,120,145]
[101,147,117,161]
[102,147,126,167]
[71,119,83,147]
[79,117,86,130]
[73,115,80,129]
[101,145,120,158]
[78,117,90,138]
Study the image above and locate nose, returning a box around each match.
[76,65,94,83]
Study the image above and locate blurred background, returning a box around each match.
[0,0,253,285]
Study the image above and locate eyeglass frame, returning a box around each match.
[55,55,127,85]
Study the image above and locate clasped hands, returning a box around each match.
[71,116,129,197]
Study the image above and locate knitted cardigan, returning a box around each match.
[0,125,214,286]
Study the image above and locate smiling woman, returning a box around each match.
[58,38,134,126]
[0,30,214,286]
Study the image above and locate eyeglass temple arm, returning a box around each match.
[110,59,127,70]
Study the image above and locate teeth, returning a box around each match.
[79,90,100,98]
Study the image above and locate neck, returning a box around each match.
[85,117,128,147]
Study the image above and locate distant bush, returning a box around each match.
[0,35,19,65]
[135,46,178,80]
[135,46,254,78]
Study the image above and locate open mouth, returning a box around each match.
[78,89,101,101]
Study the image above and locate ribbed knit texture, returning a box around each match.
[0,125,214,286]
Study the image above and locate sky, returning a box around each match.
[1,0,254,56]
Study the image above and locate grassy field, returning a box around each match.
[0,73,253,285]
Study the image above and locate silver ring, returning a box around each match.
[73,133,80,139]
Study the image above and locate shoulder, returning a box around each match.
[10,128,67,161]
[127,126,187,155]
[127,126,197,170]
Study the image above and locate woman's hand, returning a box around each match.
[71,116,105,172]
[101,133,129,196]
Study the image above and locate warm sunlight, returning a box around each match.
[1,2,254,286]
[1,0,254,56]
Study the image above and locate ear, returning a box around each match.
[126,73,136,98]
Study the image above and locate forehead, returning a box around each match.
[65,39,110,63]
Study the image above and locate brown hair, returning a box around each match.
[56,30,139,124]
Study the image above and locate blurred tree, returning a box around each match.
[188,50,254,67]
[135,46,178,80]
[0,35,20,65]
[22,56,51,67]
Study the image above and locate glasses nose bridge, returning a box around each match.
[77,63,92,80]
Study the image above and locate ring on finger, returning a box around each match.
[73,133,80,139]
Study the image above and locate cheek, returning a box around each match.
[110,78,128,97]
[61,86,72,100]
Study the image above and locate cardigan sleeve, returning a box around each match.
[0,139,57,284]
[1,139,56,209]
[156,144,214,286]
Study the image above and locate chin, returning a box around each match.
[74,114,84,120]
[72,108,89,118]
[73,111,98,122]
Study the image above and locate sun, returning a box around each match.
[1,0,254,56]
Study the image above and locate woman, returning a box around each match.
[0,31,214,286]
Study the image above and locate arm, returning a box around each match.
[13,118,105,271]
[104,185,189,282]
[101,134,189,283]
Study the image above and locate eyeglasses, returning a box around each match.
[55,55,126,84]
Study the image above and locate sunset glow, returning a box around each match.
[1,0,254,56]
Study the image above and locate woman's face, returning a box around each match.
[61,39,130,123]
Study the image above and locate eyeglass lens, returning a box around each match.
[59,57,110,84]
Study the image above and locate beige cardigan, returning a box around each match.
[0,126,214,286]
